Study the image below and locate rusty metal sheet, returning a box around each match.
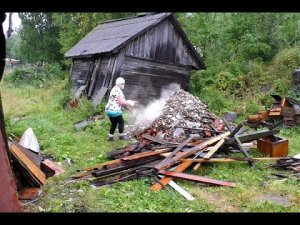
[0,120,20,212]
[0,13,20,212]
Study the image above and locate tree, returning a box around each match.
[53,13,135,58]
[19,13,63,64]
[5,29,21,59]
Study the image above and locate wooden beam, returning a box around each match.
[155,135,195,167]
[9,143,46,186]
[154,131,230,172]
[150,161,193,191]
[203,138,225,159]
[180,157,285,163]
[158,171,236,188]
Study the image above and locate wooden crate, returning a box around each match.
[257,136,288,157]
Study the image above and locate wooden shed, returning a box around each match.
[65,12,206,106]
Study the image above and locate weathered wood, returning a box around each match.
[150,161,193,191]
[176,126,223,133]
[72,149,167,179]
[41,159,64,177]
[181,157,286,163]
[88,57,101,97]
[124,19,200,68]
[9,143,46,186]
[203,138,225,159]
[92,156,160,178]
[158,171,236,188]
[121,149,171,161]
[92,87,108,107]
[192,163,201,171]
[18,187,41,200]
[156,135,195,167]
[10,140,41,168]
[158,175,194,201]
[141,133,177,145]
[154,131,231,172]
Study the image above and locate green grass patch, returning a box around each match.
[2,71,300,212]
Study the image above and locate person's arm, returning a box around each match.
[117,95,135,106]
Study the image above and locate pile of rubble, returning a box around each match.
[128,89,225,142]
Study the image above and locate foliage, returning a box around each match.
[18,13,63,64]
[5,29,21,59]
[52,13,135,66]
[3,63,66,87]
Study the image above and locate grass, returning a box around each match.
[1,77,300,212]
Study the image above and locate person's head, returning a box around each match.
[116,77,125,89]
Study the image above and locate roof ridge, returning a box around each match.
[94,12,168,27]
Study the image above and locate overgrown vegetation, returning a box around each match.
[2,12,300,212]
[2,75,300,212]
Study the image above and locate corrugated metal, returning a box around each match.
[65,13,170,58]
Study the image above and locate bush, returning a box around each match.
[3,62,66,87]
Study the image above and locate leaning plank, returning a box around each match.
[150,161,193,191]
[9,140,41,168]
[92,87,108,107]
[203,138,225,159]
[158,171,236,188]
[9,143,46,186]
[154,131,230,172]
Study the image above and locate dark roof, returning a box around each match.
[65,13,205,69]
[65,13,170,58]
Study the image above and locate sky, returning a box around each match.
[2,13,21,36]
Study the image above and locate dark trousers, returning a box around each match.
[109,115,124,134]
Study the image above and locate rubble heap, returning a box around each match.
[129,89,225,141]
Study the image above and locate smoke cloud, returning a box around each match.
[128,83,181,130]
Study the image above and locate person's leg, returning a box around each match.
[116,115,126,139]
[117,115,124,134]
[108,116,118,141]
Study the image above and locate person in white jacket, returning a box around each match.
[105,77,136,141]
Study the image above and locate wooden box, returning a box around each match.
[257,135,288,157]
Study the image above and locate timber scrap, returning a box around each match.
[69,122,286,195]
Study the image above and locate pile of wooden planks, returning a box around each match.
[247,95,300,127]
[8,139,64,200]
[69,123,286,199]
[272,156,300,179]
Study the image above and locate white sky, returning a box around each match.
[3,13,21,36]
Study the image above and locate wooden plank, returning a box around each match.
[158,175,194,201]
[41,159,65,177]
[121,149,170,161]
[88,57,101,97]
[156,135,195,167]
[10,140,41,168]
[9,143,46,186]
[154,131,231,172]
[181,157,285,163]
[150,161,193,191]
[72,149,167,179]
[18,187,41,200]
[192,163,201,171]
[158,171,236,188]
[141,133,177,145]
[203,138,225,159]
[92,87,108,107]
